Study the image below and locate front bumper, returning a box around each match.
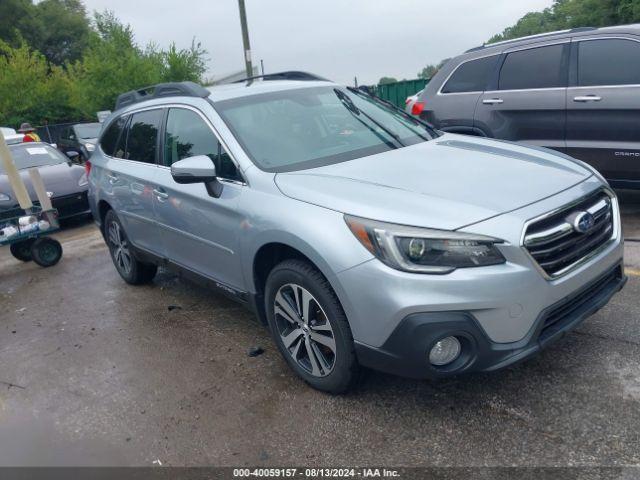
[355,263,626,379]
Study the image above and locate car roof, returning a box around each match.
[207,79,335,102]
[111,73,337,115]
[463,23,640,57]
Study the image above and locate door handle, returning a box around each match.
[153,188,169,201]
[573,95,602,102]
[482,98,504,105]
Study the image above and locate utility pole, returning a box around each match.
[238,0,253,78]
[260,59,265,75]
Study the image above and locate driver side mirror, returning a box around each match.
[171,155,223,198]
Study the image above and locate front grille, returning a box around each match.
[538,265,623,341]
[523,191,615,278]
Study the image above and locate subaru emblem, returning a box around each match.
[573,211,595,234]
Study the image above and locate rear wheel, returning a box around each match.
[30,237,63,267]
[104,210,157,285]
[265,260,359,393]
[10,239,35,262]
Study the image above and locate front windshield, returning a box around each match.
[74,123,101,139]
[215,86,438,172]
[1,144,66,173]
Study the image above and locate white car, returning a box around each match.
[1,127,24,145]
[405,89,424,115]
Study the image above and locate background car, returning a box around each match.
[417,24,640,189]
[404,89,423,115]
[57,123,102,162]
[0,142,90,221]
[1,127,24,145]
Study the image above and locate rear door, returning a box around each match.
[566,36,640,185]
[153,106,246,290]
[102,109,164,255]
[475,41,569,151]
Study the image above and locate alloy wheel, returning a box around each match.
[273,283,337,377]
[108,220,132,275]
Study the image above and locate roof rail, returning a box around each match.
[115,81,210,111]
[465,27,597,53]
[232,71,329,83]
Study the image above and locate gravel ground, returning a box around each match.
[0,190,639,468]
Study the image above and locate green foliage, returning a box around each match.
[489,0,640,43]
[0,6,209,127]
[378,76,398,85]
[0,41,79,126]
[164,40,208,83]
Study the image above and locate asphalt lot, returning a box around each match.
[0,191,639,467]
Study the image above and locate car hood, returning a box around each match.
[0,162,86,208]
[274,135,592,230]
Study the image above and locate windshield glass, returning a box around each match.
[1,144,66,173]
[215,86,438,172]
[74,123,101,139]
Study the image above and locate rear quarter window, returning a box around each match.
[441,55,499,93]
[100,116,128,157]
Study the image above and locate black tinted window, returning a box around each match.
[124,110,162,164]
[441,56,498,93]
[164,108,242,181]
[100,116,127,156]
[578,39,640,86]
[499,44,565,90]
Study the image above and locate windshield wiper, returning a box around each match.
[334,88,404,147]
[346,86,438,140]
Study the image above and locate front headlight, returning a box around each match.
[0,192,10,202]
[345,215,506,274]
[78,172,88,186]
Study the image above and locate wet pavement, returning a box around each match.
[0,191,639,467]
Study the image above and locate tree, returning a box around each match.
[489,0,640,44]
[30,0,91,66]
[378,76,398,85]
[0,41,80,126]
[163,40,208,83]
[0,0,35,49]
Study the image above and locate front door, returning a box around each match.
[566,36,640,185]
[475,42,569,152]
[153,106,246,290]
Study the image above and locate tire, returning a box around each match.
[10,239,35,262]
[104,210,157,285]
[30,237,63,267]
[265,259,360,393]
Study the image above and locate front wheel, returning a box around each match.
[265,260,360,393]
[104,210,157,285]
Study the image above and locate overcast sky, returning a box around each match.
[81,0,553,85]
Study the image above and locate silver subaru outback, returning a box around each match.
[88,72,626,393]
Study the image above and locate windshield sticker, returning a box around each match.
[26,147,48,155]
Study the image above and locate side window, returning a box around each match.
[441,56,499,93]
[99,116,127,157]
[578,39,640,86]
[125,109,163,164]
[164,108,242,182]
[499,44,566,90]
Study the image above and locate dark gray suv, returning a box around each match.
[417,24,640,189]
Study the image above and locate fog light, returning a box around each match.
[429,336,461,366]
